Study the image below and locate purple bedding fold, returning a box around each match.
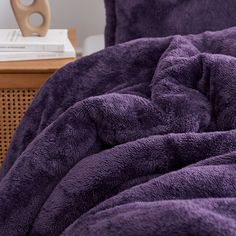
[0,27,236,235]
[104,0,236,46]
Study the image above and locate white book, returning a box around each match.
[0,29,68,52]
[0,38,76,62]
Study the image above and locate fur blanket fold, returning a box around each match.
[1,27,236,236]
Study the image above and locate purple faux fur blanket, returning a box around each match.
[1,27,236,236]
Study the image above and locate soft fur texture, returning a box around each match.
[104,0,236,46]
[0,27,236,235]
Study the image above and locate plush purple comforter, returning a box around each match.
[1,27,236,236]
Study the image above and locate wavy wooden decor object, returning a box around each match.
[10,0,51,37]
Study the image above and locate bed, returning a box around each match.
[0,1,236,235]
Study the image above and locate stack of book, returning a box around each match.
[0,29,76,62]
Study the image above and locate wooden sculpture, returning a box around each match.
[10,0,51,37]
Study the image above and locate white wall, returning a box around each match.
[0,0,106,48]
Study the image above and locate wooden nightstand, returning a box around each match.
[0,28,77,164]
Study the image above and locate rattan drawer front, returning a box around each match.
[0,88,37,164]
[0,29,76,166]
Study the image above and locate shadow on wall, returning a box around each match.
[0,0,106,46]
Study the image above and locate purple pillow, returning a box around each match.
[104,0,236,46]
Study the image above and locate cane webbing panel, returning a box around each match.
[0,88,37,165]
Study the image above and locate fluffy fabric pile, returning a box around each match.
[0,27,236,235]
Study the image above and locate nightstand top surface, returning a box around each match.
[0,28,77,74]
